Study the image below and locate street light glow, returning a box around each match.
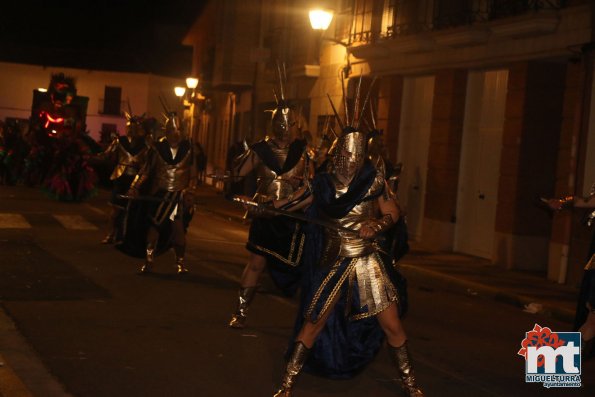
[174,86,186,97]
[186,77,199,89]
[309,9,333,30]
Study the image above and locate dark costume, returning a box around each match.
[117,113,196,274]
[99,113,150,244]
[245,139,309,275]
[24,73,96,201]
[228,77,312,328]
[0,121,19,185]
[105,136,151,209]
[295,160,394,378]
[273,77,423,397]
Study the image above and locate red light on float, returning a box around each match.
[40,111,64,128]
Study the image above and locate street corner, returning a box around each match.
[0,353,33,397]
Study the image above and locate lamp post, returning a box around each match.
[308,6,350,77]
[185,77,199,142]
[174,78,202,141]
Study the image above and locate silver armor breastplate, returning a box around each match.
[254,141,307,202]
[110,143,149,180]
[154,149,193,192]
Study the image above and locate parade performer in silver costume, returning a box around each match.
[120,109,197,275]
[269,77,424,397]
[99,111,151,244]
[228,65,312,328]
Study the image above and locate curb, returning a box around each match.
[0,306,71,397]
[0,352,33,397]
[201,204,577,324]
[400,263,575,324]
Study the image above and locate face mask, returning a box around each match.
[271,106,293,140]
[331,131,366,181]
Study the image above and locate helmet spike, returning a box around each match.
[282,62,288,86]
[356,75,377,130]
[368,97,377,130]
[327,93,345,131]
[276,60,286,101]
[340,72,349,127]
[328,125,338,139]
[158,95,171,115]
[353,74,363,128]
[272,89,279,106]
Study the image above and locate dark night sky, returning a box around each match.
[0,0,206,77]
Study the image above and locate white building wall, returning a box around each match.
[0,61,183,141]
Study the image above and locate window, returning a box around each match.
[351,0,374,43]
[382,0,396,37]
[334,0,355,42]
[102,86,122,116]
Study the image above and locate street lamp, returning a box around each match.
[186,77,199,90]
[184,77,200,141]
[308,6,349,76]
[309,9,333,30]
[174,86,186,98]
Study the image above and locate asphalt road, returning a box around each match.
[0,185,593,397]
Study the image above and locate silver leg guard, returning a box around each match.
[388,341,424,397]
[139,244,155,274]
[228,286,258,328]
[273,341,310,397]
[176,255,188,274]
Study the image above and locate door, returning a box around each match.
[455,69,508,259]
[397,75,435,241]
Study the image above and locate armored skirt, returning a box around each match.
[247,216,305,296]
[116,190,194,258]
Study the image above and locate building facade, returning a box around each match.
[183,0,595,287]
[0,61,184,143]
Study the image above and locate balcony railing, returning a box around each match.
[350,0,566,45]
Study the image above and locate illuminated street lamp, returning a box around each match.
[309,9,333,30]
[308,6,349,75]
[174,86,186,98]
[186,77,199,90]
[184,77,201,141]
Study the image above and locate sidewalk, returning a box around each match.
[193,184,579,324]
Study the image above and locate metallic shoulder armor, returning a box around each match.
[253,139,308,202]
[365,167,386,200]
[153,146,194,192]
[110,140,150,180]
[232,148,259,177]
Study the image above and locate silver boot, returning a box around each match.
[388,341,424,397]
[273,341,310,397]
[139,244,155,274]
[176,255,188,274]
[228,286,257,328]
